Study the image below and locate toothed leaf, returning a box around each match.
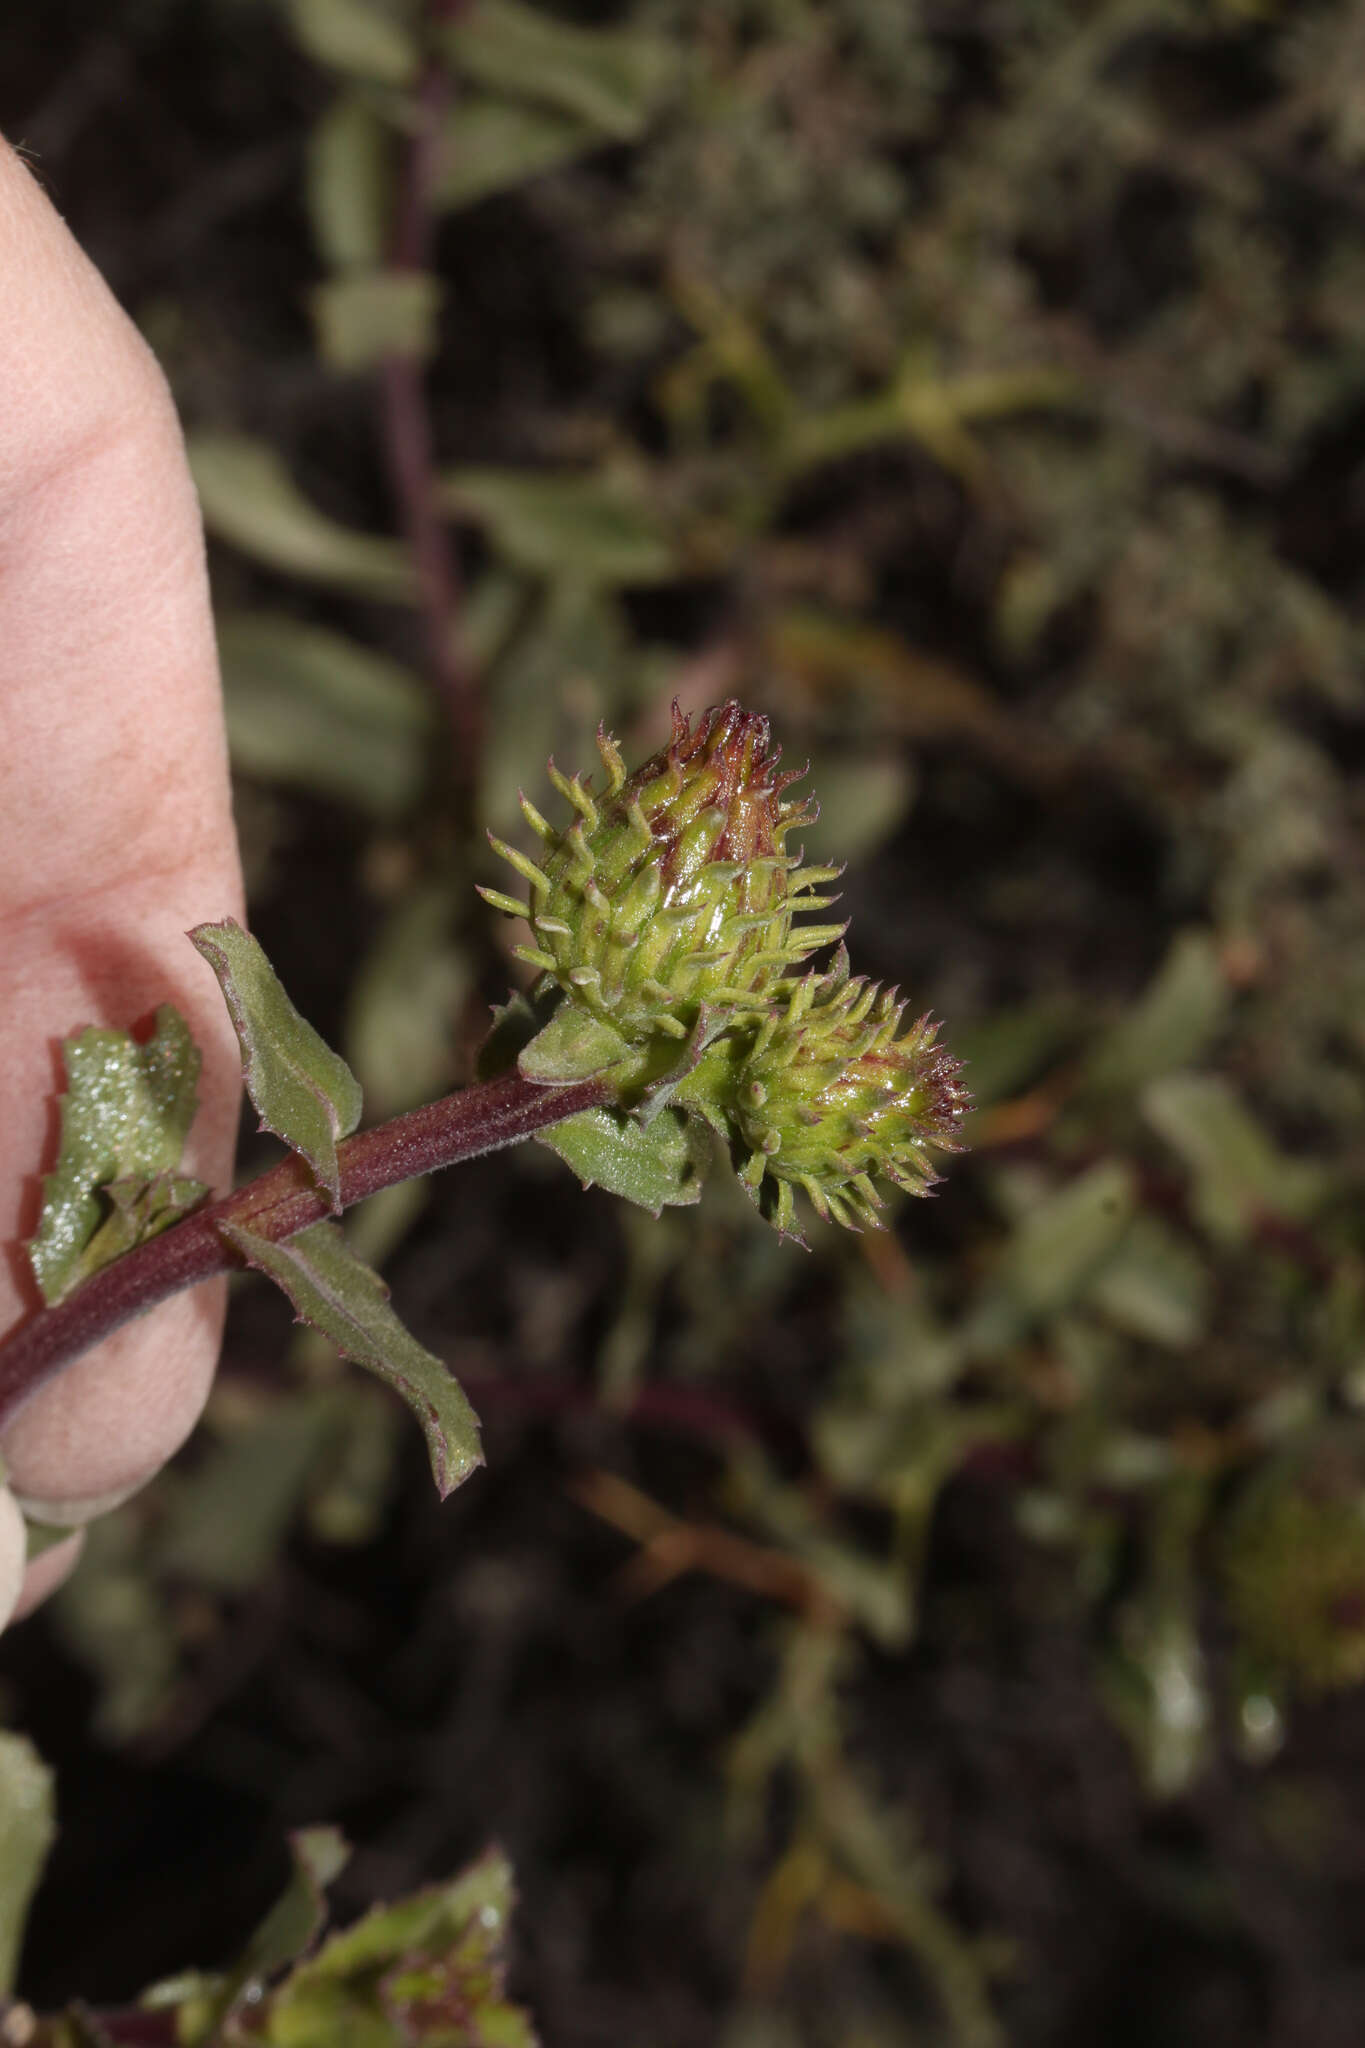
[192,920,363,1210]
[29,1005,204,1306]
[266,1846,538,2047]
[219,1219,482,1499]
[538,1105,710,1213]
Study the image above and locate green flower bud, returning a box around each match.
[481,701,844,1050]
[479,699,969,1235]
[684,949,970,1238]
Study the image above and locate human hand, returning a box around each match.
[0,138,243,1625]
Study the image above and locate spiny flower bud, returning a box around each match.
[481,702,844,1049]
[690,949,970,1238]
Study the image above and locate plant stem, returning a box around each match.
[380,0,479,805]
[0,1070,614,1434]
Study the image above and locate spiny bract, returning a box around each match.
[481,701,844,1047]
[681,948,969,1239]
[482,701,969,1236]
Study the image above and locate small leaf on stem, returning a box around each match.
[0,1730,54,1996]
[539,1105,710,1214]
[192,920,363,1211]
[267,1844,538,2047]
[29,1006,206,1306]
[220,1219,483,1498]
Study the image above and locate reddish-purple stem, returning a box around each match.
[0,1071,614,1434]
[380,0,479,798]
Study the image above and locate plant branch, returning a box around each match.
[0,1070,614,1435]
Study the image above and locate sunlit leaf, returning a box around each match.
[189,434,415,601]
[288,0,418,85]
[28,1006,205,1306]
[218,610,437,820]
[440,466,675,585]
[0,1732,54,1996]
[435,96,604,211]
[443,0,675,140]
[191,920,363,1211]
[538,1105,709,1214]
[219,1219,483,1499]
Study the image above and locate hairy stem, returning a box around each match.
[0,1070,614,1433]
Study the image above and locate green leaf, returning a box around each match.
[149,1829,350,2047]
[71,1173,210,1292]
[517,1004,630,1085]
[444,0,675,140]
[1082,930,1230,1096]
[1001,1160,1137,1320]
[1142,1072,1327,1244]
[795,750,916,869]
[0,1731,54,1996]
[434,95,603,211]
[538,1105,709,1214]
[1088,1213,1211,1351]
[288,0,419,85]
[29,1006,205,1306]
[230,1827,350,2000]
[219,1220,483,1498]
[51,1512,180,1743]
[218,611,437,820]
[189,434,416,601]
[345,880,469,1116]
[156,1392,348,1594]
[266,1846,537,2048]
[306,93,393,271]
[191,920,363,1211]
[311,268,441,372]
[440,466,675,586]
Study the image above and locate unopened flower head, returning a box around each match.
[482,702,844,1048]
[703,950,971,1238]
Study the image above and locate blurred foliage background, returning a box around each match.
[6,1,1365,2042]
